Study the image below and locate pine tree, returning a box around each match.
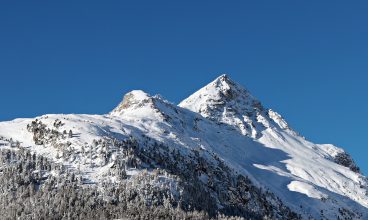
[68,130,73,138]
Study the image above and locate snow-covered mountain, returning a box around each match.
[0,75,366,219]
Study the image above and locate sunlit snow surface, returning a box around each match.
[0,75,367,219]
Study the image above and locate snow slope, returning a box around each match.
[0,75,367,219]
[179,75,368,218]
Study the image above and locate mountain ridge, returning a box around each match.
[0,74,366,219]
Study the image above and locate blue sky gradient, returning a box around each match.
[0,1,367,173]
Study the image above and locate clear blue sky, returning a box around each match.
[0,1,367,173]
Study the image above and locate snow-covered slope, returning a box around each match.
[0,75,367,219]
[180,75,368,218]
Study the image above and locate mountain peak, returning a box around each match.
[179,74,259,113]
[215,73,231,83]
[126,90,151,101]
[110,90,154,116]
[110,90,179,122]
[179,74,266,137]
[209,74,242,95]
[214,73,234,83]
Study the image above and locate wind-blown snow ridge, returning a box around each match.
[0,74,367,219]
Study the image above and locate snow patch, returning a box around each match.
[288,181,327,199]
